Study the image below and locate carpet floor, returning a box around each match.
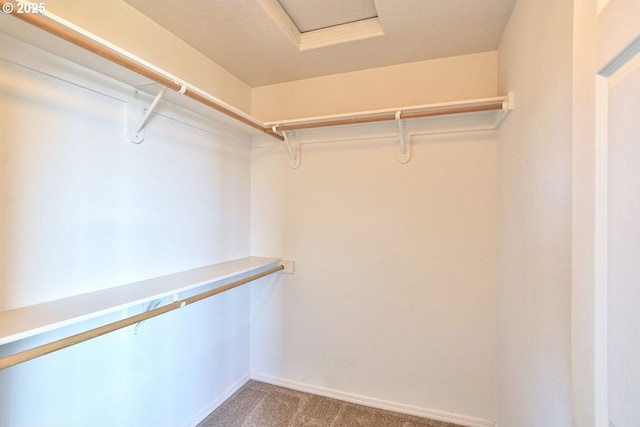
[197,380,463,427]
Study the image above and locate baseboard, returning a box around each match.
[182,373,250,427]
[250,371,496,427]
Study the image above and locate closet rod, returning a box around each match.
[1,0,284,141]
[273,102,505,132]
[0,264,284,371]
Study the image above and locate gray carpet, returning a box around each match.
[197,380,463,427]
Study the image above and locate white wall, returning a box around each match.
[250,122,497,425]
[496,0,573,426]
[0,33,253,427]
[571,2,598,425]
[251,51,497,122]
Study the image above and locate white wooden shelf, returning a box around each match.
[0,257,281,346]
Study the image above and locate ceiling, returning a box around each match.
[124,0,516,88]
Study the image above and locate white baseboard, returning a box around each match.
[250,371,495,427]
[182,373,250,427]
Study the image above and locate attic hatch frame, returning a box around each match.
[2,0,512,167]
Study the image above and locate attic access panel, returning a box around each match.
[277,0,378,32]
[261,0,384,51]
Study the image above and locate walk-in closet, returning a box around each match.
[1,1,639,426]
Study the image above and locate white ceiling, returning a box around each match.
[124,0,516,88]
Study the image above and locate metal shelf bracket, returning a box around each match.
[272,126,301,169]
[126,86,168,144]
[494,91,515,128]
[396,111,410,164]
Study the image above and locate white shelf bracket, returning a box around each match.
[396,111,410,164]
[494,91,515,128]
[273,126,301,169]
[126,86,168,144]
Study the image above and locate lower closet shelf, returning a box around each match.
[0,256,282,347]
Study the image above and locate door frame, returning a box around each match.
[573,1,640,426]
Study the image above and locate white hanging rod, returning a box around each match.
[1,0,284,141]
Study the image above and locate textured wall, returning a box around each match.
[496,0,573,426]
[250,123,497,425]
[251,51,497,122]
